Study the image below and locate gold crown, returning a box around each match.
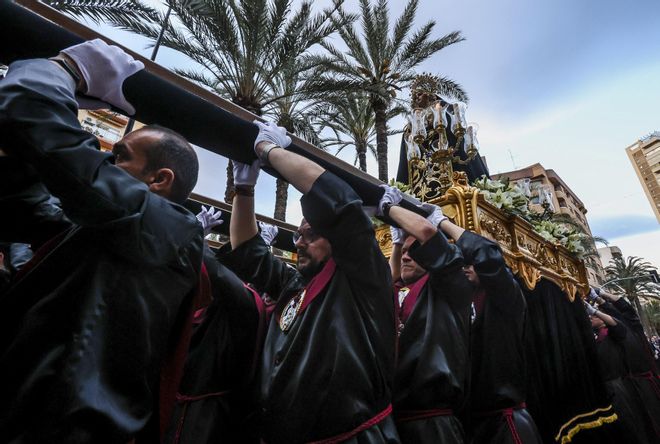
[410,73,441,96]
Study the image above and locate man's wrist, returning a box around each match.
[50,54,86,93]
[382,202,396,218]
[233,185,255,197]
[256,142,282,166]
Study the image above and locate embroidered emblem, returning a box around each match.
[279,289,306,332]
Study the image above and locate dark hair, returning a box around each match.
[140,125,199,204]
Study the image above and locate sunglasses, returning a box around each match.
[292,227,320,245]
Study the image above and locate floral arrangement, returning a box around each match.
[472,176,593,258]
[472,176,530,218]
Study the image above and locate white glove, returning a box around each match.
[196,206,223,236]
[233,160,261,187]
[584,302,597,316]
[377,185,403,217]
[588,288,599,302]
[418,202,447,227]
[390,226,406,245]
[61,39,144,115]
[259,221,279,246]
[254,121,292,163]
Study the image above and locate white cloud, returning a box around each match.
[606,230,660,268]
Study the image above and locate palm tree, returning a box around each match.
[309,0,467,182]
[49,0,351,205]
[316,92,403,173]
[604,255,660,336]
[43,0,160,24]
[643,301,660,335]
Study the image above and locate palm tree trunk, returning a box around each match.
[224,160,234,204]
[631,295,654,337]
[274,178,289,221]
[356,142,367,172]
[373,102,389,182]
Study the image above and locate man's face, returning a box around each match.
[111,129,161,184]
[400,236,427,284]
[463,264,480,286]
[294,219,331,278]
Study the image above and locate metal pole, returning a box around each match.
[601,275,652,288]
[124,4,172,135]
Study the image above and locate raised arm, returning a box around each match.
[228,161,259,249]
[254,121,324,194]
[389,230,403,282]
[0,41,162,228]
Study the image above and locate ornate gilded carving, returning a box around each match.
[478,214,512,247]
[378,172,589,302]
[375,224,393,258]
[518,261,542,290]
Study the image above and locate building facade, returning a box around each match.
[626,132,660,223]
[597,245,622,270]
[493,163,605,286]
[78,109,143,152]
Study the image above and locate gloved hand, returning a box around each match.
[61,39,144,115]
[390,226,406,245]
[254,120,292,164]
[377,185,403,217]
[196,206,223,236]
[418,202,447,227]
[233,160,261,187]
[584,302,597,316]
[587,288,599,302]
[259,221,279,246]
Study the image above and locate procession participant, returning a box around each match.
[165,207,267,444]
[0,39,204,443]
[385,196,472,443]
[590,289,660,439]
[217,121,399,443]
[440,222,542,444]
[586,303,654,444]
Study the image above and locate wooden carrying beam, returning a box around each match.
[0,0,426,215]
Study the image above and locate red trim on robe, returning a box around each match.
[158,263,210,441]
[308,404,393,444]
[394,273,430,324]
[276,258,336,323]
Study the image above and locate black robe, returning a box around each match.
[599,300,660,440]
[219,172,399,444]
[0,59,204,443]
[593,321,656,444]
[455,231,541,444]
[164,247,266,444]
[393,232,472,443]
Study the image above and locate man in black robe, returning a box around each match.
[0,39,203,442]
[441,224,542,444]
[384,198,472,443]
[164,209,273,444]
[586,302,655,444]
[590,289,660,440]
[218,122,399,443]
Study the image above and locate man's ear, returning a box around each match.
[148,168,175,197]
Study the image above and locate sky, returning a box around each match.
[82,0,660,266]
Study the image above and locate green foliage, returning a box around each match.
[388,178,410,193]
[605,256,660,302]
[643,301,660,333]
[43,0,160,24]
